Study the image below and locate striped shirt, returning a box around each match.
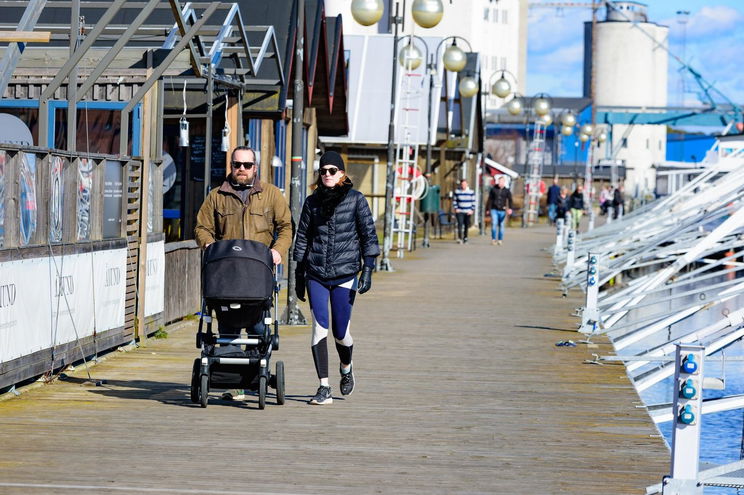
[453,188,476,213]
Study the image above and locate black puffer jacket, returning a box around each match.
[293,187,380,281]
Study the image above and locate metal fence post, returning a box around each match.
[662,344,704,495]
[579,252,599,334]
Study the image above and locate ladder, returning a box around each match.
[392,61,424,256]
[524,121,546,226]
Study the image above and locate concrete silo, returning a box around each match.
[583,1,668,198]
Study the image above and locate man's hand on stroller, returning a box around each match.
[358,266,373,294]
[270,249,282,265]
[295,264,306,302]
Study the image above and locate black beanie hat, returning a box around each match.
[319,151,345,171]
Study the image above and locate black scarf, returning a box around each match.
[317,181,353,217]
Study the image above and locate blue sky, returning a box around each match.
[527,1,744,106]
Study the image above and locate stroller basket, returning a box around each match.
[202,239,274,302]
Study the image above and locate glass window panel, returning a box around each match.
[103,160,123,239]
[77,158,93,241]
[19,152,38,246]
[49,156,64,243]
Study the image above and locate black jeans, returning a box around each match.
[455,212,471,241]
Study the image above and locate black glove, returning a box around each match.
[295,265,306,302]
[357,266,373,294]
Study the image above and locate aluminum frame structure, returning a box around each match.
[0,0,285,158]
[551,135,744,492]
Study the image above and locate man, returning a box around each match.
[546,177,561,225]
[195,146,292,401]
[195,145,292,260]
[485,175,513,246]
[567,184,585,231]
[453,179,475,244]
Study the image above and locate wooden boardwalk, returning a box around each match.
[0,226,668,494]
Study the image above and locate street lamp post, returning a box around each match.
[481,70,519,234]
[352,0,445,271]
[522,93,552,227]
[379,1,403,271]
[398,34,473,249]
[283,0,308,325]
[578,123,606,231]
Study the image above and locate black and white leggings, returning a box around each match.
[307,277,356,380]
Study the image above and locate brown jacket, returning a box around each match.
[194,179,292,259]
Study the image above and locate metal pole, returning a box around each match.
[282,0,307,325]
[423,54,434,248]
[379,0,401,272]
[67,0,80,152]
[204,63,213,199]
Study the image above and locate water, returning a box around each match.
[616,273,744,493]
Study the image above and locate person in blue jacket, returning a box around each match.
[293,151,380,405]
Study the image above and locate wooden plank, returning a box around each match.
[0,228,670,493]
[0,31,51,43]
[134,59,154,342]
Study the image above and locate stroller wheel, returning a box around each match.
[200,374,209,408]
[258,375,267,410]
[275,361,285,405]
[190,359,200,404]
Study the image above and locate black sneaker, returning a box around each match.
[309,385,333,405]
[340,365,355,396]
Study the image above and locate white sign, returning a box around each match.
[0,248,127,364]
[145,240,165,317]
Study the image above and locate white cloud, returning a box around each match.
[528,7,592,54]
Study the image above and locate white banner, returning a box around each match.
[92,249,127,332]
[0,257,50,362]
[0,248,127,364]
[145,240,165,317]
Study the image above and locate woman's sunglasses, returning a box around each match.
[232,161,255,170]
[319,167,339,176]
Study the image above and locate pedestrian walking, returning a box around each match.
[546,177,561,225]
[453,179,476,244]
[293,151,380,405]
[486,175,513,245]
[194,145,292,400]
[555,187,570,224]
[612,184,625,219]
[599,185,612,216]
[568,185,585,231]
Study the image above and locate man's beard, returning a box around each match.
[232,173,251,185]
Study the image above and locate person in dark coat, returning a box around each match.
[485,175,513,245]
[546,177,561,225]
[612,184,625,219]
[293,151,380,405]
[555,187,570,223]
[567,185,585,231]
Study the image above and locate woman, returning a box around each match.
[293,151,380,405]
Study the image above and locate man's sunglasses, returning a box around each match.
[232,161,255,170]
[319,167,339,176]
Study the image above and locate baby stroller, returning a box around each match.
[190,239,285,409]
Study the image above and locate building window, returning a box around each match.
[501,57,507,69]
[492,8,498,22]
[502,9,508,24]
[483,7,489,20]
[646,138,650,150]
[622,138,628,148]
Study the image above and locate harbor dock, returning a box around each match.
[0,227,669,494]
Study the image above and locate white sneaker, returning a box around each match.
[497,240,503,246]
